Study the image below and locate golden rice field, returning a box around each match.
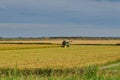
[0,40,120,69]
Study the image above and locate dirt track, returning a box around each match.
[100,62,120,70]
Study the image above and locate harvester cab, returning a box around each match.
[61,40,72,48]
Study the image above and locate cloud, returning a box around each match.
[1,0,120,12]
[0,0,120,37]
[93,0,120,2]
[0,0,120,24]
[0,1,120,20]
[0,23,120,37]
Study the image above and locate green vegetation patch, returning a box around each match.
[0,66,120,80]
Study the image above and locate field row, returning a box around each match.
[0,44,59,50]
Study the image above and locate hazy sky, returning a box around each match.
[0,0,120,37]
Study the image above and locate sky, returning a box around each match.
[0,0,120,37]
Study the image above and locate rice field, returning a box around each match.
[0,40,120,79]
[0,40,120,69]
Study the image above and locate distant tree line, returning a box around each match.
[50,37,120,40]
[0,37,120,40]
